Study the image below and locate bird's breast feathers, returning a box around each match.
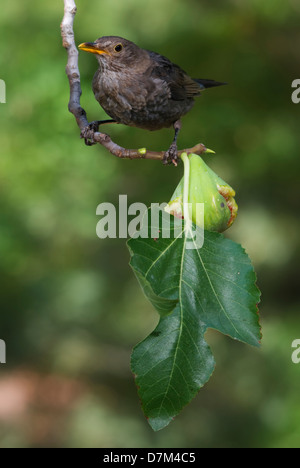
[92,67,194,129]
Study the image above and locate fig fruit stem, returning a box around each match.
[181,152,192,233]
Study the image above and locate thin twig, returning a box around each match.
[60,0,208,161]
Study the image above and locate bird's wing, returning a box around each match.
[147,51,201,101]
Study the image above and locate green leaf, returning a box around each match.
[128,210,261,431]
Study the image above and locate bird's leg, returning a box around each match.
[81,119,117,146]
[90,119,117,129]
[163,120,182,165]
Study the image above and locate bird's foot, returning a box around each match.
[163,143,178,166]
[80,121,100,146]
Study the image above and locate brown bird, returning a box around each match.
[78,36,225,164]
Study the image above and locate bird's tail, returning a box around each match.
[194,79,227,90]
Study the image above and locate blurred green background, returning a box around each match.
[0,0,300,448]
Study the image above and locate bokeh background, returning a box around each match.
[0,0,300,448]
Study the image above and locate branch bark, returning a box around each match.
[60,0,209,161]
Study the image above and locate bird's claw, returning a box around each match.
[80,121,100,146]
[163,143,178,166]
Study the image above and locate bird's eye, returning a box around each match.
[114,44,123,53]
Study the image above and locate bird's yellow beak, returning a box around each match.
[78,42,110,55]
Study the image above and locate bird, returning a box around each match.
[78,36,225,164]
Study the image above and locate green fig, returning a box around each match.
[165,153,238,232]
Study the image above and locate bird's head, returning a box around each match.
[78,36,147,71]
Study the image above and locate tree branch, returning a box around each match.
[60,0,209,161]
